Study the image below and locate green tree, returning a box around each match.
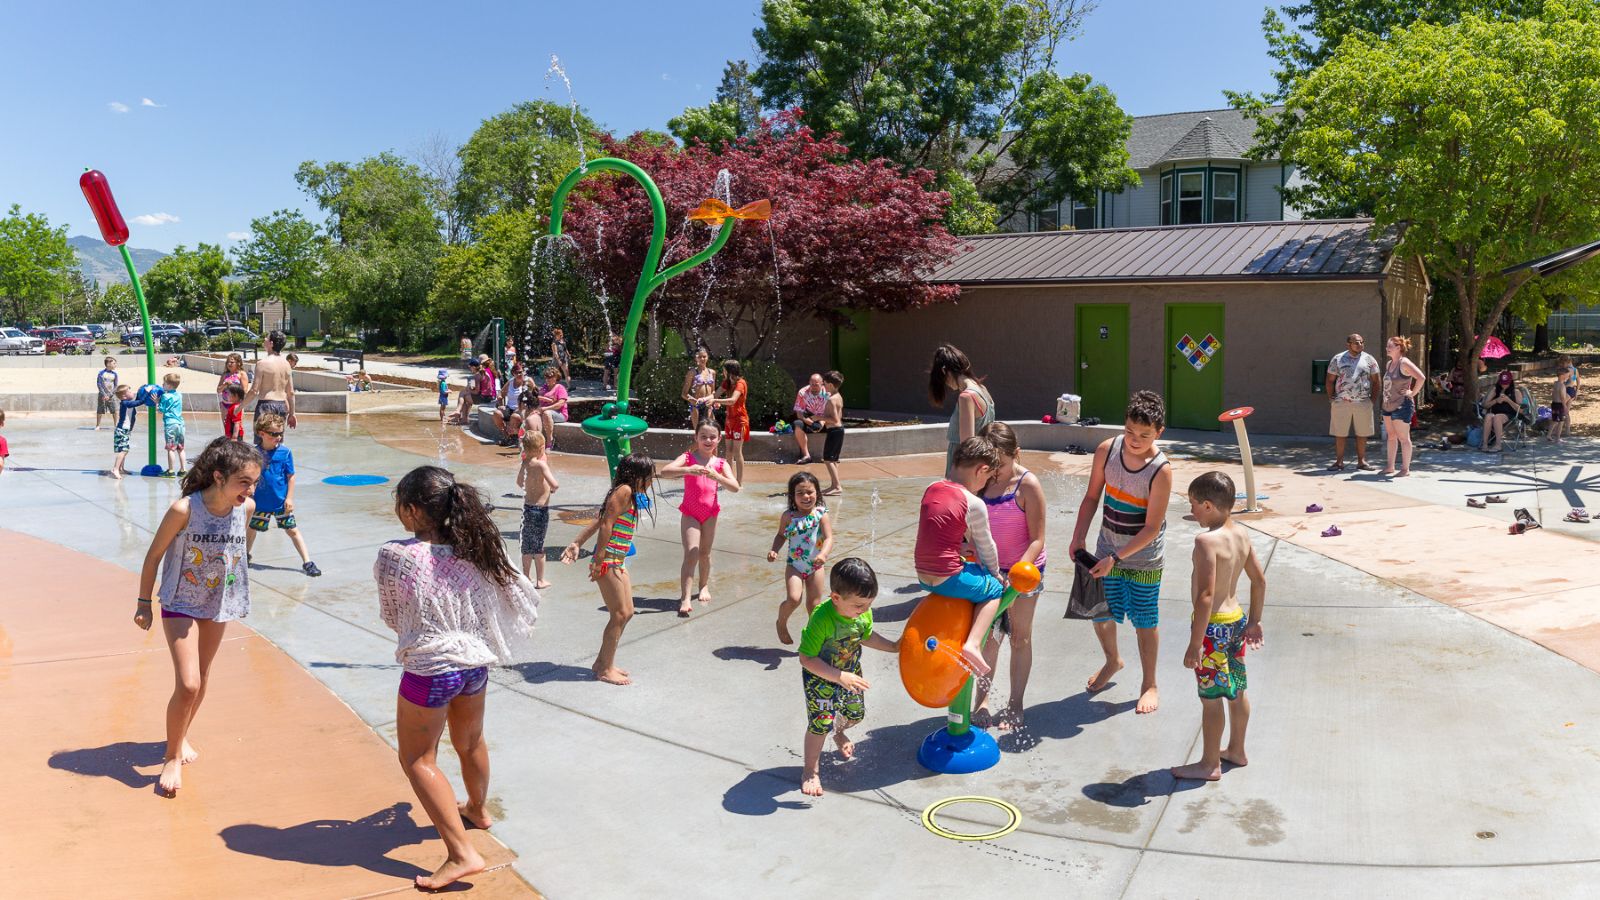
[232,210,325,312]
[297,153,443,338]
[0,205,76,324]
[61,269,101,324]
[142,243,234,324]
[669,60,764,148]
[1228,0,1547,215]
[752,0,1135,223]
[1282,6,1600,408]
[455,100,600,231]
[100,281,138,326]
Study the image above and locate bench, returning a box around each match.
[324,348,365,371]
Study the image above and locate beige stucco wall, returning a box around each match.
[870,280,1390,435]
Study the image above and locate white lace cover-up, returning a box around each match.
[374,538,541,675]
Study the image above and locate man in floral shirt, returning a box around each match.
[1325,333,1381,471]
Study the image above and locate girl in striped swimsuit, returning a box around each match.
[563,452,655,685]
[1070,391,1172,714]
[973,422,1046,730]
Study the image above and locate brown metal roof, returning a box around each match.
[930,219,1398,285]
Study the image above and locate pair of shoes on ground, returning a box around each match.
[1509,508,1541,534]
[1565,508,1591,524]
[1327,462,1376,472]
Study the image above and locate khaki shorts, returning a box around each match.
[1330,400,1375,437]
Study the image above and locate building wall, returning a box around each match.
[870,280,1386,435]
[1245,164,1284,222]
[1282,165,1308,221]
[1126,174,1161,227]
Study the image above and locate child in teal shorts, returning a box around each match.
[157,372,187,477]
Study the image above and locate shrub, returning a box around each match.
[628,354,798,429]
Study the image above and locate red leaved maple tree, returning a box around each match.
[560,111,962,359]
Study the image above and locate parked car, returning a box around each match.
[121,324,186,346]
[36,328,96,354]
[52,324,94,339]
[0,327,45,354]
[85,323,108,339]
[204,325,260,342]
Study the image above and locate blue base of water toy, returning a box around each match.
[917,726,1000,774]
[140,464,165,477]
[322,474,391,487]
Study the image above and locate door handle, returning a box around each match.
[1081,360,1089,369]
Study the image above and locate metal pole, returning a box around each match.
[118,244,158,473]
[1232,417,1259,513]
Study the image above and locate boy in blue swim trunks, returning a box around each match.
[915,435,1007,676]
[1171,471,1265,782]
[798,558,900,797]
[248,413,321,576]
[1071,390,1173,714]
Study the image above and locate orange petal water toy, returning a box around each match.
[686,198,772,225]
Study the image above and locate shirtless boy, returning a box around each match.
[516,430,560,588]
[1171,471,1266,782]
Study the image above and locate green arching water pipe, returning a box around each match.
[119,243,158,472]
[546,158,737,476]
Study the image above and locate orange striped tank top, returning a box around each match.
[604,504,637,561]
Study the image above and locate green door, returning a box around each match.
[1165,303,1225,430]
[830,310,871,408]
[1075,304,1129,421]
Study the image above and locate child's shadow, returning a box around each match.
[628,596,683,616]
[248,561,306,574]
[219,801,443,883]
[997,691,1137,753]
[1080,768,1206,808]
[811,714,946,794]
[507,662,595,683]
[722,767,813,815]
[48,740,164,789]
[713,645,795,671]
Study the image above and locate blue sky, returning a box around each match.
[0,0,1277,254]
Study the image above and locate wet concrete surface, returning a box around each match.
[4,412,1600,898]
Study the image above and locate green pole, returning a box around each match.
[547,158,738,476]
[118,244,158,472]
[944,583,1022,737]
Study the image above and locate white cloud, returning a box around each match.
[661,73,671,81]
[131,212,181,226]
[225,231,249,241]
[140,97,164,108]
[108,101,130,113]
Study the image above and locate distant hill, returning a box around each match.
[69,235,169,285]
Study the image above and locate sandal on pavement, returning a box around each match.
[1326,462,1345,472]
[1467,498,1488,509]
[1320,525,1342,537]
[1564,508,1590,523]
[1356,462,1376,471]
[1486,496,1508,503]
[1305,504,1323,513]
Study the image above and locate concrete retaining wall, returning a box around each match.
[471,408,1120,461]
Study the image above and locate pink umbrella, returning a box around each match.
[1481,336,1510,359]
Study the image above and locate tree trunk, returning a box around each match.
[1534,323,1549,354]
[1454,275,1483,421]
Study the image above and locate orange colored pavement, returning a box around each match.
[0,530,540,899]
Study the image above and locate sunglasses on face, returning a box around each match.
[262,431,284,437]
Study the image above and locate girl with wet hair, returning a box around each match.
[563,452,656,685]
[376,465,540,891]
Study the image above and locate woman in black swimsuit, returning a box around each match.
[1481,370,1520,452]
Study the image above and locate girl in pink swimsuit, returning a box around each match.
[973,422,1047,730]
[660,421,742,616]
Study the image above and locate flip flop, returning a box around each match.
[1486,496,1508,503]
[1321,525,1341,537]
[1564,509,1590,523]
[1326,462,1345,472]
[1305,504,1323,513]
[1467,498,1487,509]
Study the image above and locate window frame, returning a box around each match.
[1072,196,1096,230]
[1210,168,1241,224]
[1174,168,1206,225]
[1159,172,1173,225]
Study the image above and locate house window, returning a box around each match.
[1177,171,1205,224]
[1035,202,1060,231]
[1212,170,1239,223]
[1073,197,1096,230]
[1160,173,1173,225]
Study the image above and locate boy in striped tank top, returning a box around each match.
[1069,391,1172,714]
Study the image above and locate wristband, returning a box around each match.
[136,598,152,605]
[1109,551,1121,564]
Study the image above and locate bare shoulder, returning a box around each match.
[169,495,192,517]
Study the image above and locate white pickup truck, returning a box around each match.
[0,327,45,355]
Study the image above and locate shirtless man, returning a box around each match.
[1171,471,1266,782]
[243,332,296,440]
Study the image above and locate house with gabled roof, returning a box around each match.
[1004,107,1305,233]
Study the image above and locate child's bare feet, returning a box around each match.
[833,731,855,760]
[960,642,992,676]
[1087,659,1123,693]
[180,740,199,764]
[157,758,182,795]
[995,703,1025,732]
[459,802,493,830]
[1136,684,1160,714]
[677,598,692,617]
[535,580,552,590]
[1220,749,1248,768]
[1170,760,1222,781]
[698,586,713,605]
[109,469,124,480]
[971,706,994,729]
[593,667,632,685]
[415,849,485,890]
[822,487,842,496]
[777,619,794,645]
[801,771,823,797]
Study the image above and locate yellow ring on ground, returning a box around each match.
[920,795,1022,842]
